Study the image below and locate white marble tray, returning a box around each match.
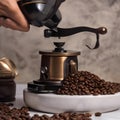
[23,89,120,113]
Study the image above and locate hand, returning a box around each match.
[0,0,30,31]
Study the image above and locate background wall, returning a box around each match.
[0,0,120,83]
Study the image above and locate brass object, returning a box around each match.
[69,60,77,75]
[39,50,80,81]
[46,56,67,81]
[39,51,80,57]
[0,57,18,79]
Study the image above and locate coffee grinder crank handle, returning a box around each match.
[44,26,107,49]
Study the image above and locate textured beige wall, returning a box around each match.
[0,0,120,83]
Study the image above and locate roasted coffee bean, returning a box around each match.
[56,71,120,95]
[0,104,92,120]
[95,112,102,117]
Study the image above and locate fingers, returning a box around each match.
[0,0,30,31]
[0,17,29,31]
[8,0,30,31]
[0,9,7,17]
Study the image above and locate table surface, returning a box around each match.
[14,84,120,120]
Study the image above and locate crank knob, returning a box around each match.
[97,27,107,34]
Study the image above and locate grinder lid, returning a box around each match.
[39,42,80,57]
[39,50,80,57]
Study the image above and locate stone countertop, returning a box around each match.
[14,84,120,119]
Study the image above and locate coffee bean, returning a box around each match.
[95,112,102,117]
[56,71,120,95]
[0,103,92,120]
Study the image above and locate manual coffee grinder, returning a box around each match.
[28,26,107,93]
[18,0,107,93]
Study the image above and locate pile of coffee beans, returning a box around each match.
[0,103,30,120]
[31,112,92,120]
[56,71,120,95]
[0,103,92,120]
